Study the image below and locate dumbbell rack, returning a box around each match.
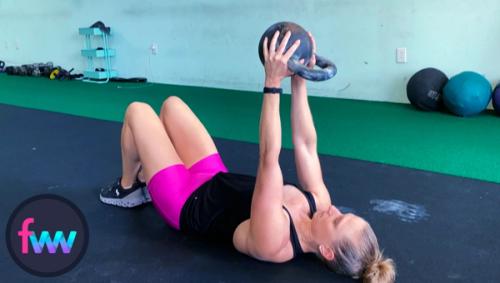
[79,27,118,83]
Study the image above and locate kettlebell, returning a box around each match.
[258,22,337,81]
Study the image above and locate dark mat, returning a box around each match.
[0,104,499,283]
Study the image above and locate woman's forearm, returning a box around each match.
[259,79,282,160]
[291,79,317,147]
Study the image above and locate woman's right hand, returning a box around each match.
[262,30,301,87]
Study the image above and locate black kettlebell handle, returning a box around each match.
[287,55,337,81]
[0,61,5,69]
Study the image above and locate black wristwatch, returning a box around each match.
[263,87,283,95]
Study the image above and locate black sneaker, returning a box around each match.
[100,177,151,208]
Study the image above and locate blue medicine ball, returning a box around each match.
[443,71,492,117]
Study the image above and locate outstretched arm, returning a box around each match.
[290,33,331,208]
[234,30,301,261]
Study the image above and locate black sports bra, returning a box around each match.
[282,189,317,257]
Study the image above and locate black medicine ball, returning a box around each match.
[407,68,449,111]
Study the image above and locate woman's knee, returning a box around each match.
[125,102,155,123]
[126,102,152,116]
[161,96,185,117]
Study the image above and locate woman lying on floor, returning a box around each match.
[100,31,395,283]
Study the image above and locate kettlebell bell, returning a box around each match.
[258,22,337,81]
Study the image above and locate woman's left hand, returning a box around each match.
[292,32,316,85]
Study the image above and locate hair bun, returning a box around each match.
[363,252,396,283]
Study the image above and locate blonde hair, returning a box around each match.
[322,223,396,283]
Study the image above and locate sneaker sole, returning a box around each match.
[100,188,150,208]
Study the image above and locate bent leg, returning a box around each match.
[159,96,219,168]
[121,102,182,186]
[121,102,193,228]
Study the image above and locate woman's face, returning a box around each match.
[311,205,365,246]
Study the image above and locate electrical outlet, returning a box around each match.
[151,43,158,55]
[396,47,407,63]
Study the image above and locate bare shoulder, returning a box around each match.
[233,218,294,263]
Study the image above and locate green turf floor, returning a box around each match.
[1,74,499,183]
